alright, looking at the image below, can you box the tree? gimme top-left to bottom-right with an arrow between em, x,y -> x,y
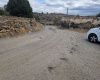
76,14 -> 80,18
6,0 -> 33,18
0,7 -> 3,10
41,12 -> 44,14
96,13 -> 100,17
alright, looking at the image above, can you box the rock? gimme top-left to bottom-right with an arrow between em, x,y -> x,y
39,37 -> 42,39
33,28 -> 38,32
0,29 -> 6,33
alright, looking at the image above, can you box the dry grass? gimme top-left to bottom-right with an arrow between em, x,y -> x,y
69,28 -> 89,33
0,26 -> 42,38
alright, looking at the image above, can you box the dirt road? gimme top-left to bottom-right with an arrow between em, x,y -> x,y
0,26 -> 100,80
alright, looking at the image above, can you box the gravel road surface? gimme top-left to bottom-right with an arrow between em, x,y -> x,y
0,26 -> 100,80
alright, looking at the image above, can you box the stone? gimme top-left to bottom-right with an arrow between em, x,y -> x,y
0,29 -> 6,33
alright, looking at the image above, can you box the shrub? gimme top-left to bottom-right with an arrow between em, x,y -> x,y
53,17 -> 61,26
6,0 -> 33,18
33,14 -> 40,21
0,9 -> 5,15
0,9 -> 9,16
60,21 -> 69,29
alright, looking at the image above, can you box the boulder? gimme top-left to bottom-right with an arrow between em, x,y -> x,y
0,29 -> 6,33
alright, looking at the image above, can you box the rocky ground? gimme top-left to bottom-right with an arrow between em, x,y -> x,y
0,26 -> 100,80
0,16 -> 42,38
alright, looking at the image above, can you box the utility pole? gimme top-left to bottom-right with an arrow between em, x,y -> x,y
67,7 -> 68,16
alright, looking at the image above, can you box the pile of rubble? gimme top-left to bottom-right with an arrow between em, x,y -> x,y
0,16 -> 42,38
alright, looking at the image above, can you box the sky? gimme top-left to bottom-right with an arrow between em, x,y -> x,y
0,0 -> 100,16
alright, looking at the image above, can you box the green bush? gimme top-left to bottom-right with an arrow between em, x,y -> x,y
33,14 -> 40,21
53,18 -> 61,26
6,0 -> 33,18
0,9 -> 9,16
0,9 -> 5,15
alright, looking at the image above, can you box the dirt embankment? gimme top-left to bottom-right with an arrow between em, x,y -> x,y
0,16 -> 42,38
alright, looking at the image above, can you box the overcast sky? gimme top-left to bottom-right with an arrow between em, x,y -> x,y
0,0 -> 100,16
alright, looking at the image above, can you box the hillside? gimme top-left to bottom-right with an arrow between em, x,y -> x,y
34,13 -> 100,29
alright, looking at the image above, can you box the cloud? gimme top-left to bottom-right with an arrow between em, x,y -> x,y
0,0 -> 8,7
0,0 -> 100,15
30,0 -> 100,15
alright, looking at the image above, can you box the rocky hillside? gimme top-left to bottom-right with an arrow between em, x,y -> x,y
0,16 -> 42,38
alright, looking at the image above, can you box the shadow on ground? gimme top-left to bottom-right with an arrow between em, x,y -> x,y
84,39 -> 100,45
